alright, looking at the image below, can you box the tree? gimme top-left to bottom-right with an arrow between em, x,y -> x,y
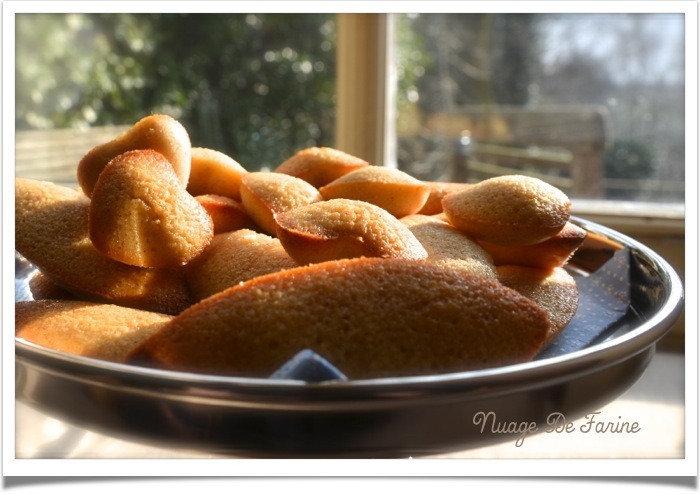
15,13 -> 337,169
394,14 -> 541,180
403,13 -> 540,114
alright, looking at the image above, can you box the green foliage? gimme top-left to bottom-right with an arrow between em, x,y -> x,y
402,13 -> 539,113
395,14 -> 432,119
603,139 -> 655,179
16,14 -> 152,129
602,139 -> 658,200
15,13 -> 337,169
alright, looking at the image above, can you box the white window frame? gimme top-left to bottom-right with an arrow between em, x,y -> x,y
335,13 -> 396,168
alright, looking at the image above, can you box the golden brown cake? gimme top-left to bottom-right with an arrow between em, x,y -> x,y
15,178 -> 192,315
275,198 -> 428,265
318,166 -> 430,218
77,114 -> 191,197
185,229 -> 298,301
478,222 -> 587,268
89,150 -> 214,269
239,172 -> 323,236
416,181 -> 472,215
195,194 -> 252,234
274,146 -> 369,188
128,257 -> 551,379
16,300 -> 173,363
442,175 -> 571,246
187,147 -> 248,201
401,214 -> 497,279
497,265 -> 579,347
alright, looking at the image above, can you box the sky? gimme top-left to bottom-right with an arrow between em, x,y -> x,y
541,13 -> 685,85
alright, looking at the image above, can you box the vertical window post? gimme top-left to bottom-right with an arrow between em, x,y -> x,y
335,13 -> 395,167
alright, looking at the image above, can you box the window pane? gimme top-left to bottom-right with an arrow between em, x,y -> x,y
15,13 -> 337,185
394,13 -> 685,202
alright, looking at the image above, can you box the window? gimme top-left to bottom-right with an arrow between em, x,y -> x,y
14,11 -> 686,206
391,13 -> 685,205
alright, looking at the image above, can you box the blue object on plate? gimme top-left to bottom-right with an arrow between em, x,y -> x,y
537,247 -> 632,359
270,349 -> 348,382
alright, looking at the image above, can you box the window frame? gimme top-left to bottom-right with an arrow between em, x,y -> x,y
335,13 -> 396,168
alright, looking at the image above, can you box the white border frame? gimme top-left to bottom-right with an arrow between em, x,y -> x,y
3,0 -> 697,482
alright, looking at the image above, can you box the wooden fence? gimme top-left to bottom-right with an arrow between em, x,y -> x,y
15,125 -> 130,187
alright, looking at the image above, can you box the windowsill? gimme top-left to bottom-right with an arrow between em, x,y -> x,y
572,198 -> 684,217
571,199 -> 685,235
